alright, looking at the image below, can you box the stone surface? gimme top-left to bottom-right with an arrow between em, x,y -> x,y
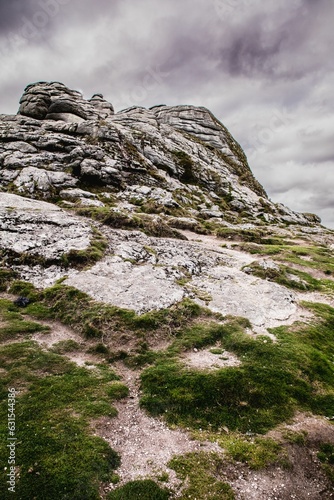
66,257 -> 186,313
0,193 -> 92,260
191,267 -> 296,328
62,228 -> 298,329
18,81 -> 114,121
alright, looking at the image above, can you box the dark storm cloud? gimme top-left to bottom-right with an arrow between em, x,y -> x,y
0,0 -> 36,33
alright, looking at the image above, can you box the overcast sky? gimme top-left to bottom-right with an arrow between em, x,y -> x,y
0,0 -> 333,227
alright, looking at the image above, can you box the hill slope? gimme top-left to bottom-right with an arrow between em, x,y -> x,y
0,82 -> 333,499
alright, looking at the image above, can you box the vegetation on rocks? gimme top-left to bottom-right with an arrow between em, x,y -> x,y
75,206 -> 186,239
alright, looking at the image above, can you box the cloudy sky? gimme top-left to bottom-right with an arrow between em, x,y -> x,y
0,0 -> 333,227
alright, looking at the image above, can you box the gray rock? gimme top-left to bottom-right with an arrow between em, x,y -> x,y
89,94 -> 114,117
14,167 -> 77,194
18,81 -> 114,122
0,193 -> 92,260
66,257 -> 185,313
59,188 -> 98,200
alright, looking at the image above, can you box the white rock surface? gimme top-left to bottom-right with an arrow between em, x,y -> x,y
0,193 -> 92,259
65,257 -> 185,313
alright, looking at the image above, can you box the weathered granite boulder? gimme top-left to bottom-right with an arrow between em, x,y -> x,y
18,81 -> 114,122
89,93 -> 114,117
0,193 -> 92,261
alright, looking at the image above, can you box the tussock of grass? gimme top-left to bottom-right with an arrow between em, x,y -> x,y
16,282 -> 211,357
318,443 -> 334,483
244,262 -> 323,291
192,429 -> 288,470
51,339 -> 81,354
168,452 -> 234,499
0,268 -> 17,291
0,298 -> 49,342
215,227 -> 284,245
108,479 -> 171,499
225,436 -> 288,469
75,206 -> 186,239
282,430 -> 308,446
241,243 -> 334,276
61,227 -> 108,268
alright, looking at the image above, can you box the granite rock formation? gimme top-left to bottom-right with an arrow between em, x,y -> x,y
1,82 -> 334,499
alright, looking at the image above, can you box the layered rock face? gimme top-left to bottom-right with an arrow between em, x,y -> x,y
0,81 -> 319,226
0,193 -> 91,261
18,81 -> 114,122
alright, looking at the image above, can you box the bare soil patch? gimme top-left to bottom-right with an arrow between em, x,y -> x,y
228,413 -> 334,499
31,320 -> 83,348
181,348 -> 241,370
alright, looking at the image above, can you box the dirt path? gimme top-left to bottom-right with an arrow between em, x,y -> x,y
92,362 -> 222,496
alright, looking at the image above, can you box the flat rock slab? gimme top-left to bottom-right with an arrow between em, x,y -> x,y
0,193 -> 91,259
65,256 -> 185,313
65,230 -> 297,328
191,267 -> 296,328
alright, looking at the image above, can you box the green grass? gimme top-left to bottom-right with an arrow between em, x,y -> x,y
168,452 -> 234,499
61,227 -> 108,268
317,443 -> 334,483
282,430 -> 308,446
224,436 -> 288,469
0,341 -> 123,499
215,227 -> 284,245
14,282 -> 213,359
108,479 -> 171,499
0,299 -> 125,499
243,262 -> 323,292
241,243 -> 334,276
50,339 -> 82,354
0,268 -> 18,292
74,206 -> 185,239
140,304 -> 334,434
192,429 -> 289,470
0,299 -> 50,342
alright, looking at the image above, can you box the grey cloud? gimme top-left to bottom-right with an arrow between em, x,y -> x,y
0,0 -> 36,33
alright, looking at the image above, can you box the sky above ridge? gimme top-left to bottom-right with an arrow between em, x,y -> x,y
0,0 -> 333,227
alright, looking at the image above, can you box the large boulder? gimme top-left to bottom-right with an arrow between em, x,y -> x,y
18,81 -> 114,122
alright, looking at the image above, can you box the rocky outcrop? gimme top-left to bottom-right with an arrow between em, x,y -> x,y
0,81 -> 322,228
2,81 -> 334,500
0,193 -> 92,261
18,81 -> 114,122
1,199 -> 299,331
